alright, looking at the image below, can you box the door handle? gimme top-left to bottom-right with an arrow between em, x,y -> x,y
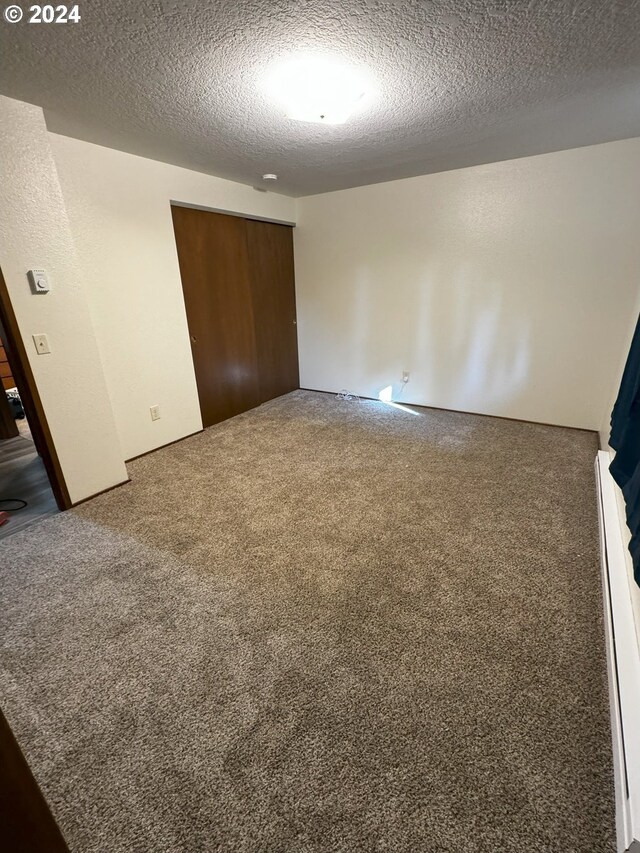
292,320 -> 296,325
190,335 -> 197,343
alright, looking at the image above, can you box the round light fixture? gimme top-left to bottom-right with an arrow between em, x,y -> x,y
262,173 -> 278,181
264,55 -> 373,125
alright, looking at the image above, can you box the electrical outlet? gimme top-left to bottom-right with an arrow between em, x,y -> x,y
150,405 -> 161,421
402,371 -> 410,383
33,334 -> 51,355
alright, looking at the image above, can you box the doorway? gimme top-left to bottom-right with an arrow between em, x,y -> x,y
0,267 -> 70,537
171,206 -> 299,428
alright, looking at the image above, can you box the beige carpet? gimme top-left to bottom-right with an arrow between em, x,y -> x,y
0,390 -> 614,852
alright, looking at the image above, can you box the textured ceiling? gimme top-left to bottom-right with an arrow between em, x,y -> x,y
1,0 -> 640,196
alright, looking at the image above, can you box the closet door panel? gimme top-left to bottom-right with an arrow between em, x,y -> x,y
171,206 -> 260,428
245,220 -> 299,403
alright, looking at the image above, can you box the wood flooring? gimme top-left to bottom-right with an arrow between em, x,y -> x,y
0,433 -> 57,539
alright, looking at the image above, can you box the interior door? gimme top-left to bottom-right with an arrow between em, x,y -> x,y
245,219 -> 299,402
171,206 -> 260,428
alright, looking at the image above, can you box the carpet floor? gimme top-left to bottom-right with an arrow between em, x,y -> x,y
0,390 -> 614,852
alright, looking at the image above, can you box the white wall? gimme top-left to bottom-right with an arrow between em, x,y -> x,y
50,134 -> 297,461
294,138 -> 640,430
0,97 -> 128,503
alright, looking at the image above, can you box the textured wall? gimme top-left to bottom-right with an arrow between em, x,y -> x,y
0,96 -> 127,502
51,133 -> 297,461
294,137 -> 640,430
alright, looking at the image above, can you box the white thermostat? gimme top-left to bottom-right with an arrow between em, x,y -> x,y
27,269 -> 50,294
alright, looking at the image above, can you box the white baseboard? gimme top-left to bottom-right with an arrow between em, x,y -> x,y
595,451 -> 640,853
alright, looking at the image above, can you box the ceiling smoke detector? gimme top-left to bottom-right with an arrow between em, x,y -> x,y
262,173 -> 278,181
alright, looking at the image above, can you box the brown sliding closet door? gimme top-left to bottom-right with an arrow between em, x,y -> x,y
171,207 -> 260,427
245,219 -> 299,401
171,205 -> 299,429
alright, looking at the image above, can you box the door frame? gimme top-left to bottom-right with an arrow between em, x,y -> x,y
170,199 -> 296,228
0,266 -> 71,510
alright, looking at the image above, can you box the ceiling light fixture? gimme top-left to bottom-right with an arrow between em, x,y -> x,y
264,55 -> 372,125
262,173 -> 278,181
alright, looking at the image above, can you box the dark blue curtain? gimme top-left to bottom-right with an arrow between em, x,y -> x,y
610,313 -> 640,587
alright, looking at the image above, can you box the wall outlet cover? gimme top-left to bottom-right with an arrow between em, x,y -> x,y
32,333 -> 51,354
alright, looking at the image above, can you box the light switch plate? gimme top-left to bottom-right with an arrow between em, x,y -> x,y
27,269 -> 50,294
33,334 -> 51,355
